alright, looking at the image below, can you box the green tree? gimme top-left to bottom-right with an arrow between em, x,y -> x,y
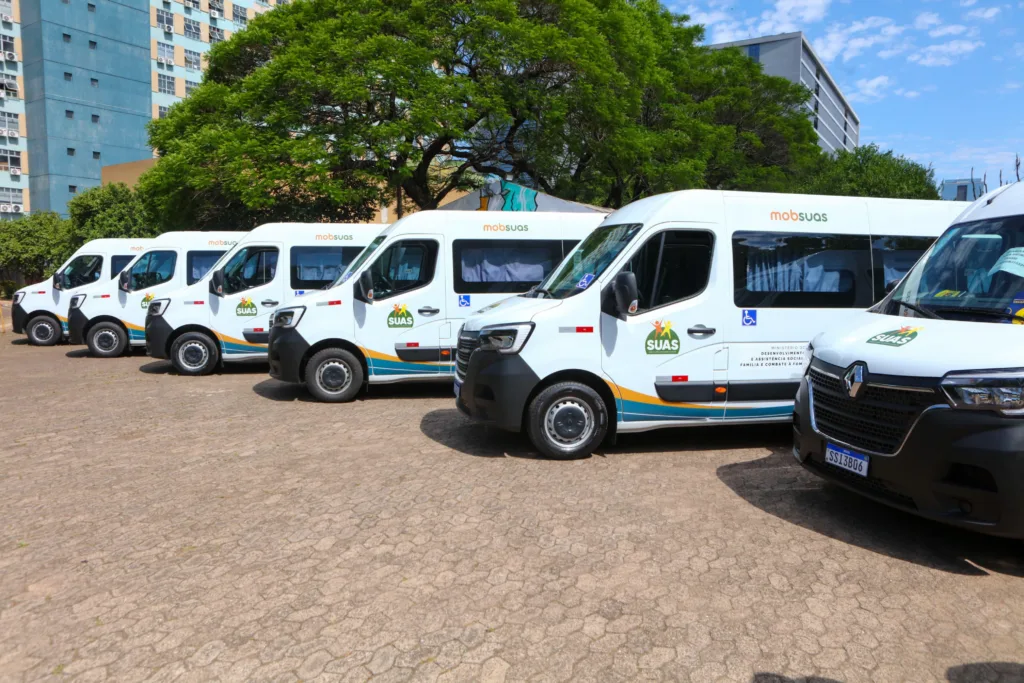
0,212 -> 71,282
800,144 -> 940,200
139,0 -> 822,228
66,182 -> 157,244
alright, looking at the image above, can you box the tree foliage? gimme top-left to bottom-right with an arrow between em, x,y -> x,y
800,144 -> 940,200
140,0 -> 822,228
66,183 -> 156,243
0,212 -> 71,282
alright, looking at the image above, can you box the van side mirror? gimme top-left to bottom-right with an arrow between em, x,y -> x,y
355,270 -> 374,303
209,269 -> 225,296
52,272 -> 62,290
612,271 -> 638,321
885,279 -> 899,295
118,270 -> 130,292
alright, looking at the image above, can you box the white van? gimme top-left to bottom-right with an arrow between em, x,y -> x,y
794,182 -> 1024,538
67,232 -> 242,357
145,223 -> 374,375
266,211 -> 605,401
11,238 -> 154,346
454,189 -> 966,459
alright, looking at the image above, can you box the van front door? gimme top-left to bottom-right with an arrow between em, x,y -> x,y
600,227 -> 729,426
355,236 -> 450,380
210,243 -> 283,359
122,249 -> 179,343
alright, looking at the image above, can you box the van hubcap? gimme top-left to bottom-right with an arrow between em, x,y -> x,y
33,321 -> 56,342
317,360 -> 352,394
95,329 -> 118,352
179,341 -> 209,370
545,398 -> 594,446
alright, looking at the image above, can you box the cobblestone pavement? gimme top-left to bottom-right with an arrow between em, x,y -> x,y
2,340 -> 1023,683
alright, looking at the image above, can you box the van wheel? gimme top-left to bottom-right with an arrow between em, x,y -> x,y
87,322 -> 127,358
527,382 -> 608,460
26,316 -> 61,346
170,332 -> 219,376
306,348 -> 364,403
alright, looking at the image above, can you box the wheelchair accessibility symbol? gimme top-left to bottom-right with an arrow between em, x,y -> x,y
742,309 -> 757,326
458,295 -> 471,308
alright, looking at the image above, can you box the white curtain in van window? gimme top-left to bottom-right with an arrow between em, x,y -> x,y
297,252 -> 344,283
745,250 -> 854,292
461,247 -> 554,283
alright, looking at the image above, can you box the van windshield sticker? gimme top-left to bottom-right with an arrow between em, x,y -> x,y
866,326 -> 922,347
988,247 -> 1024,279
576,273 -> 595,289
645,320 -> 680,355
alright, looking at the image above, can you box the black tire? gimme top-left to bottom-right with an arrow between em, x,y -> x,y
170,331 -> 219,376
305,348 -> 364,403
26,315 -> 61,346
86,322 -> 128,358
526,381 -> 609,460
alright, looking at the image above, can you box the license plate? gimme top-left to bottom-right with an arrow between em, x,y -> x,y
454,379 -> 462,400
825,443 -> 869,477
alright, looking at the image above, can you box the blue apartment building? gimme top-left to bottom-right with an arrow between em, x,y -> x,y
9,0 -> 280,218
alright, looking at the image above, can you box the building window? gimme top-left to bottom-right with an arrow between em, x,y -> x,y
157,41 -> 174,63
90,78 -> 98,87
158,105 -> 169,119
184,48 -> 202,70
184,17 -> 201,40
1,35 -> 14,52
158,73 -> 175,94
93,151 -> 100,160
184,0 -> 200,8
0,111 -> 18,129
956,185 -> 968,202
0,187 -> 23,203
63,33 -> 71,43
88,3 -> 95,11
0,148 -> 21,171
209,0 -> 224,12
91,114 -> 99,123
69,185 -> 77,194
64,72 -> 73,81
209,27 -> 225,44
747,44 -> 760,62
185,79 -> 199,95
156,9 -> 174,32
233,5 -> 247,26
65,110 -> 74,119
89,40 -> 97,50
67,148 -> 75,156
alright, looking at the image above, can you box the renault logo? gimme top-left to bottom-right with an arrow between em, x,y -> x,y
843,363 -> 866,399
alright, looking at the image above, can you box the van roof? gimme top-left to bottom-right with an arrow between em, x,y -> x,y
152,231 -> 245,244
241,223 -> 373,239
385,210 -> 605,233
953,182 -> 1024,224
78,238 -> 155,251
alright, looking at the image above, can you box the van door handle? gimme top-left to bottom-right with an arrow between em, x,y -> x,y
687,326 -> 716,336
418,307 -> 440,316
261,300 -> 279,307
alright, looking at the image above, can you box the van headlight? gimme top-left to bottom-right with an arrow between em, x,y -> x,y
12,291 -> 24,305
148,298 -> 171,316
273,306 -> 305,329
69,293 -> 87,310
479,322 -> 534,354
941,372 -> 1024,415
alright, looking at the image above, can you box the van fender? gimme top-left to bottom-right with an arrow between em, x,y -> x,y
524,369 -> 620,438
165,324 -> 219,359
300,338 -> 367,384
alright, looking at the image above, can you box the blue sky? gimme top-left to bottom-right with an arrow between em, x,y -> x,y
669,0 -> 1024,187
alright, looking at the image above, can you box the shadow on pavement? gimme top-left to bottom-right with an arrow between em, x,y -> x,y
8,337 -> 29,345
947,663 -> 1024,682
140,360 -> 270,376
65,348 -> 91,358
717,449 -> 1024,577
253,378 -> 456,403
252,379 -> 316,403
751,676 -> 842,683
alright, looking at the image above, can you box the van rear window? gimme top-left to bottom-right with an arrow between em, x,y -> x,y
290,246 -> 363,290
111,255 -> 135,278
187,250 -> 227,285
732,231 -> 873,308
453,239 -> 567,294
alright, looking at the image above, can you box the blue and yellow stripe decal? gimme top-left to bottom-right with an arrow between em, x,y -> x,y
360,346 -> 455,377
214,331 -> 268,355
122,320 -> 146,342
57,314 -> 69,333
606,381 -> 791,423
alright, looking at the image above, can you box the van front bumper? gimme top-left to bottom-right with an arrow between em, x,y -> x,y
145,315 -> 173,359
456,351 -> 540,433
11,302 -> 27,334
793,376 -> 1024,538
68,307 -> 88,344
268,326 -> 309,383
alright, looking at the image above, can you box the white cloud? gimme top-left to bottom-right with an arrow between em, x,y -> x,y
894,88 -> 921,98
965,6 -> 1000,19
960,0 -> 978,5
913,12 -> 942,29
929,24 -> 969,37
846,75 -> 892,102
687,0 -> 833,45
908,39 -> 984,66
1002,82 -> 1023,92
1015,43 -> 1024,58
813,16 -> 907,62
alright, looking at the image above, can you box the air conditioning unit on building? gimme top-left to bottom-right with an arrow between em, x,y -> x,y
12,204 -> 23,212
7,80 -> 17,90
0,90 -> 7,99
0,205 -> 11,213
1,14 -> 12,23
157,56 -> 169,65
0,129 -> 8,137
8,129 -> 18,139
10,168 -> 20,176
4,52 -> 17,62
210,10 -> 221,19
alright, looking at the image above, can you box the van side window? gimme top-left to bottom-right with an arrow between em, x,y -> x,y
290,246 -> 363,290
732,231 -> 872,308
187,250 -> 226,285
222,246 -> 279,295
128,250 -> 177,290
61,255 -> 104,288
369,239 -> 439,299
111,255 -> 135,278
620,231 -> 714,314
453,239 -> 565,294
871,235 -> 934,301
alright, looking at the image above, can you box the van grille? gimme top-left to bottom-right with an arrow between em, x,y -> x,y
456,331 -> 480,380
809,365 -> 941,455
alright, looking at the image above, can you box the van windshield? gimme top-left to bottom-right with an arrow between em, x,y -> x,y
884,215 -> 1024,324
331,235 -> 385,287
530,223 -> 643,299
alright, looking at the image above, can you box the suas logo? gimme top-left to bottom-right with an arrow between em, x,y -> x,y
645,320 -> 680,355
236,296 -> 258,317
483,223 -> 529,232
316,234 -> 354,241
867,325 -> 922,347
769,210 -> 828,223
140,293 -> 154,310
387,303 -> 414,328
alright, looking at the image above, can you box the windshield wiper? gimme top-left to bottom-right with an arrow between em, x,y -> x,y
533,288 -> 554,299
891,299 -> 944,320
931,306 -> 1018,321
